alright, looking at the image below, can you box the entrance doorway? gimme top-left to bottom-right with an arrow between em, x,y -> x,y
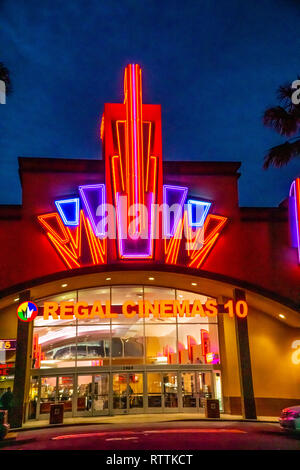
76,374 -> 109,416
38,375 -> 74,419
29,368 -> 219,419
112,373 -> 144,414
147,372 -> 179,412
181,371 -> 213,411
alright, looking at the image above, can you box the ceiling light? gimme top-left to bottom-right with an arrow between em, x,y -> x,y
14,298 -> 19,302
191,282 -> 197,286
279,314 -> 286,319
61,283 -> 68,288
148,277 -> 155,281
106,277 -> 111,281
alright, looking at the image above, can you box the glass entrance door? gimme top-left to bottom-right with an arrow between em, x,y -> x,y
76,375 -> 93,415
39,376 -> 57,418
57,375 -> 74,416
93,374 -> 109,415
76,374 -> 109,416
147,372 -> 179,412
37,375 -> 74,419
181,371 -> 213,412
112,373 -> 144,414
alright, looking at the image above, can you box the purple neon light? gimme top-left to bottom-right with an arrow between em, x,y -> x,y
289,179 -> 300,263
163,185 -> 188,237
78,184 -> 106,237
116,192 -> 154,258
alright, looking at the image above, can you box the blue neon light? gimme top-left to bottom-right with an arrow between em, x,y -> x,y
187,199 -> 211,227
55,198 -> 80,226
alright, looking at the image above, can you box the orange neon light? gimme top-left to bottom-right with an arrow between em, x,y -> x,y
38,209 -> 107,268
38,213 -> 70,245
47,232 -> 80,269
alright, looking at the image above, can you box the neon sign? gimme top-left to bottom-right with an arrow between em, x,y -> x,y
38,64 -> 228,269
0,340 -> 16,351
41,299 -> 248,320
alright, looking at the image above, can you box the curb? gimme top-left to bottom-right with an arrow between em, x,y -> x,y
11,417 -> 279,433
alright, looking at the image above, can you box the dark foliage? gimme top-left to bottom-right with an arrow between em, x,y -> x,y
0,62 -> 12,94
263,78 -> 300,168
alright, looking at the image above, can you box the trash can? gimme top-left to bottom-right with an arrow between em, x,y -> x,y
204,399 -> 220,418
0,410 -> 9,440
49,403 -> 64,425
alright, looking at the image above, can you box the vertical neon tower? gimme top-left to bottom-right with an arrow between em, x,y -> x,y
103,64 -> 163,259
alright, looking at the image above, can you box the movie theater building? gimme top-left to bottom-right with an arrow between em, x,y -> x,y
0,65 -> 300,428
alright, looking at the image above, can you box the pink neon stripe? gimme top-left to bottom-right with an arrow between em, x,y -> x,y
132,64 -> 139,235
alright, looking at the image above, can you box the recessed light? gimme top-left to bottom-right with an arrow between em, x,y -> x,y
61,283 -> 68,288
148,277 -> 155,281
191,282 -> 197,286
279,314 -> 286,319
106,277 -> 111,281
14,298 -> 19,302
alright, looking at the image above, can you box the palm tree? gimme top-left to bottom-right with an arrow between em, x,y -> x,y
263,78 -> 300,168
0,62 -> 12,94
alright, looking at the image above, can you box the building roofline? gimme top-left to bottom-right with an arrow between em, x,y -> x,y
163,160 -> 241,176
18,156 -> 241,177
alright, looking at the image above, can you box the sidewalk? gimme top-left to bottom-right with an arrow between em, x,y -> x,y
13,412 -> 279,432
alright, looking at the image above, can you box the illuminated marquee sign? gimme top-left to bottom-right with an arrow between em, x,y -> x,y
0,340 -> 16,351
38,64 -> 228,269
41,299 -> 248,320
0,363 -> 14,376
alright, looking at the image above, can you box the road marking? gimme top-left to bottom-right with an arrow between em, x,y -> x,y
52,428 -> 246,440
143,429 -> 246,434
105,437 -> 139,441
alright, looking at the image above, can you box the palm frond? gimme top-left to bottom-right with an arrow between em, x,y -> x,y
277,83 -> 294,104
263,138 -> 300,169
263,106 -> 299,137
0,62 -> 12,94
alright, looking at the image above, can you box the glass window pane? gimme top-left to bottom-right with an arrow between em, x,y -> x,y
33,327 -> 76,369
77,287 -> 110,324
77,375 -> 93,412
111,286 -> 143,323
178,324 -> 219,365
111,324 -> 144,365
28,376 -> 39,419
76,325 -> 110,367
176,290 -> 217,323
57,376 -> 73,412
129,373 -> 143,408
35,292 -> 77,326
94,374 -> 109,411
40,376 -> 56,414
144,287 -> 176,323
163,372 -> 178,408
147,372 -> 162,408
113,373 -> 127,409
181,372 -> 197,408
145,324 -> 177,364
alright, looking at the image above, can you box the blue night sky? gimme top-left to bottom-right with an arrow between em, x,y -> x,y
0,0 -> 299,206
